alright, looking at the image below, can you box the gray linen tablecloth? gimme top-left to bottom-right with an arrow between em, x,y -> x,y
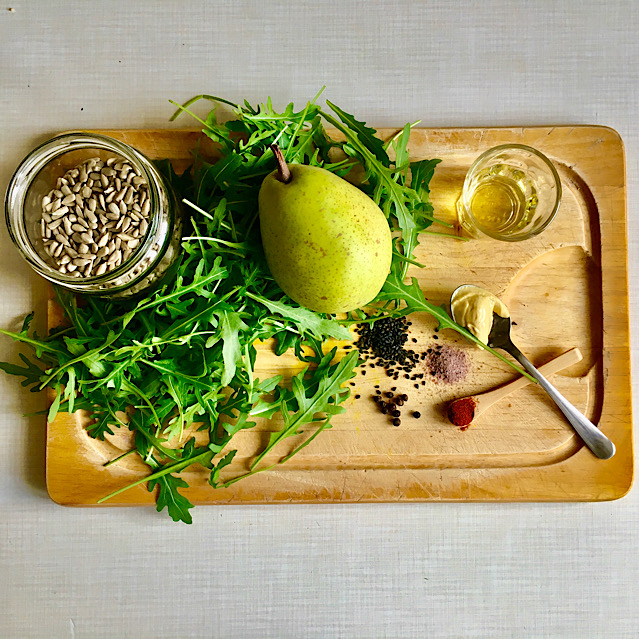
1,1 -> 637,637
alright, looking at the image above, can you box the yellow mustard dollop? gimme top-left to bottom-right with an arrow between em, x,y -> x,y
450,285 -> 510,345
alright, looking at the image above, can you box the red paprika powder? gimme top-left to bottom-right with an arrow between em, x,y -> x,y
447,396 -> 476,428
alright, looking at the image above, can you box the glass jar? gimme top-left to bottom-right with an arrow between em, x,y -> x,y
4,132 -> 183,297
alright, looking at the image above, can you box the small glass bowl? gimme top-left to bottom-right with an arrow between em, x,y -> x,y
5,132 -> 183,297
456,144 -> 562,241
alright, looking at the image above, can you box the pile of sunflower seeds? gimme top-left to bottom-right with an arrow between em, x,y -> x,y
40,156 -> 151,278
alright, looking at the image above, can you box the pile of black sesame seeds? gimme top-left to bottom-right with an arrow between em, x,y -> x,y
354,316 -> 428,383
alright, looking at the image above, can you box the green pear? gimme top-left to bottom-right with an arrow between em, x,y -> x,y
258,146 -> 392,313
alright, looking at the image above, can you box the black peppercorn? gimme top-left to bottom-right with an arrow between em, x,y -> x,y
392,418 -> 401,426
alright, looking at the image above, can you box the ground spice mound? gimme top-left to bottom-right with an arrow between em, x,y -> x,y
447,396 -> 476,428
425,344 -> 469,384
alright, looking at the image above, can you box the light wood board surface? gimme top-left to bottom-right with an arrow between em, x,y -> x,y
45,126 -> 632,506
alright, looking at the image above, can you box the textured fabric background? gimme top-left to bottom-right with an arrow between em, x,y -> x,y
1,1 -> 637,637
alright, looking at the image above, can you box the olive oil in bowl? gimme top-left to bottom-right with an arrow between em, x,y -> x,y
457,145 -> 561,241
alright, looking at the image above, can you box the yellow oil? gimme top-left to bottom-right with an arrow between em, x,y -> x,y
469,175 -> 532,235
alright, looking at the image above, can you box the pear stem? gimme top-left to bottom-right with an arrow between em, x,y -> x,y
270,144 -> 292,184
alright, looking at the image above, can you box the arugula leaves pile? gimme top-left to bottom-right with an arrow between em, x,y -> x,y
0,91 -> 514,523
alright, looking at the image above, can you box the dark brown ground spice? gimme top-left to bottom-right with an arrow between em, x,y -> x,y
424,344 -> 469,384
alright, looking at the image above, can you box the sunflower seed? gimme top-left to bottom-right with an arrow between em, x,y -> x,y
107,250 -> 121,265
51,207 -> 69,220
94,262 -> 108,276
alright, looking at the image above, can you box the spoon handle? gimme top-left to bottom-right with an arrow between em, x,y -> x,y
505,344 -> 616,460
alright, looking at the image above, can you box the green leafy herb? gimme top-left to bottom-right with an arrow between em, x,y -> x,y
0,91 -> 518,523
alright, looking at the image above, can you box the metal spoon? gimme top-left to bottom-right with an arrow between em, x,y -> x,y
487,312 -> 615,459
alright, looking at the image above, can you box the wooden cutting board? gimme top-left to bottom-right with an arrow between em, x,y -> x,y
45,125 -> 632,506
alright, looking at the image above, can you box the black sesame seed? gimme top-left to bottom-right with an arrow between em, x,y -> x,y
414,383 -> 419,388
355,394 -> 360,399
361,370 -> 366,375
404,374 -> 410,379
391,387 -> 397,391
